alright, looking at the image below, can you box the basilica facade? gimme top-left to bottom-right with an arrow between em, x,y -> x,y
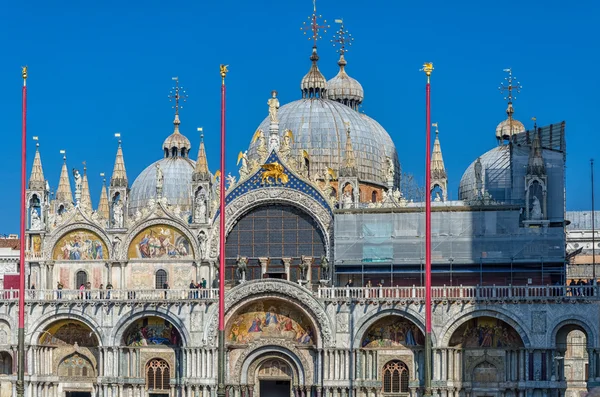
0,16 -> 594,397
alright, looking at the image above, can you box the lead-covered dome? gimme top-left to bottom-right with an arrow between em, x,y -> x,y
129,114 -> 196,215
458,146 -> 511,202
249,98 -> 399,187
129,157 -> 195,215
326,55 -> 364,110
249,46 -> 399,188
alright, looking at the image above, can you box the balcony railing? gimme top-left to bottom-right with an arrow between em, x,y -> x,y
0,289 -> 219,302
316,285 -> 597,302
0,285 -> 596,303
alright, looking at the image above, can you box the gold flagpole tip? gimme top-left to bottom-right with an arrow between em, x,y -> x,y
21,66 -> 28,80
220,64 -> 229,84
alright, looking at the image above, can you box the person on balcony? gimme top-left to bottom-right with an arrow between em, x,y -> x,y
56,281 -> 63,299
99,284 -> 105,299
189,280 -> 197,299
345,279 -> 353,287
106,282 -> 113,299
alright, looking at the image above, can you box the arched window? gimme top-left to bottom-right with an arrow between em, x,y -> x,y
0,352 -> 12,375
57,353 -> 94,378
181,148 -> 187,158
58,204 -> 65,215
147,358 -> 170,390
155,270 -> 168,289
171,147 -> 177,157
382,360 -> 409,394
76,271 -> 87,289
371,191 -> 378,203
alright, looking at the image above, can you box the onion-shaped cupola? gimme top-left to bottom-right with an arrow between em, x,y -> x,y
326,20 -> 364,110
163,77 -> 191,158
496,68 -> 525,144
301,46 -> 328,98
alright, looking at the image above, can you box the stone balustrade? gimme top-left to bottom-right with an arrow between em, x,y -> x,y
0,284 -> 596,303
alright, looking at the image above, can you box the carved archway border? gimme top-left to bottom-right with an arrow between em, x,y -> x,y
464,354 -> 504,383
204,280 -> 334,348
234,340 -> 312,385
439,308 -> 531,348
246,352 -> 298,386
548,315 -> 596,348
208,187 -> 333,261
53,346 -> 99,376
119,217 -> 200,261
44,221 -> 113,261
351,307 -> 431,349
27,311 -> 104,347
110,307 -> 191,347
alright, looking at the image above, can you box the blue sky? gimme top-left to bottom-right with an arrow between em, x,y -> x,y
0,0 -> 598,232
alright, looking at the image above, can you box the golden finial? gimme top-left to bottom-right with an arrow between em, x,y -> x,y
432,122 -> 439,134
21,66 -> 28,86
421,62 -> 434,82
169,77 -> 188,115
301,0 -> 329,45
331,19 -> 353,58
220,65 -> 229,85
498,68 -> 522,103
197,127 -> 204,140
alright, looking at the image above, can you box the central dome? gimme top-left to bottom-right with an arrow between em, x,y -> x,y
248,46 -> 399,188
248,98 -> 399,187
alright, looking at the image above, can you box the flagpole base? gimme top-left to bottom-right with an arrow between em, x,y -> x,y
423,332 -> 432,397
217,329 -> 226,397
17,327 -> 25,397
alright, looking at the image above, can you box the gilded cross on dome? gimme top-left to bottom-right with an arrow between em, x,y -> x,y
331,19 -> 353,57
301,0 -> 329,45
168,76 -> 188,115
498,68 -> 522,104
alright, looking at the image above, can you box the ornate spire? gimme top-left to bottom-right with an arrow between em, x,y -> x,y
28,137 -> 46,190
340,122 -> 357,177
430,123 -> 447,180
110,133 -> 128,188
430,123 -> 448,202
80,162 -> 92,211
496,68 -> 525,143
56,150 -> 73,204
327,19 -> 363,110
98,173 -> 110,220
164,77 -> 191,157
300,1 -> 329,99
527,130 -> 546,176
193,127 -> 211,181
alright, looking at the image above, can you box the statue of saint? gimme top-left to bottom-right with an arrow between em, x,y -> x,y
342,191 -> 353,209
30,207 -> 43,230
268,90 -> 280,123
474,157 -> 483,190
195,194 -> 207,223
434,191 -> 442,202
155,164 -> 164,190
386,157 -> 395,180
73,169 -> 82,196
255,130 -> 267,161
238,151 -> 249,178
531,196 -> 542,220
112,200 -> 123,228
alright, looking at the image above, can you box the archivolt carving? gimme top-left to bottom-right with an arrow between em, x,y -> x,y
439,308 -> 531,348
208,187 -> 333,261
44,221 -> 113,262
464,354 -> 504,382
119,217 -> 200,261
233,339 -> 313,385
246,353 -> 298,385
205,280 -> 334,348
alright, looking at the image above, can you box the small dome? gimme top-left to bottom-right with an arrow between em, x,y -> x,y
495,103 -> 525,142
129,157 -> 196,216
326,55 -> 364,110
163,115 -> 191,157
459,146 -> 511,202
301,47 -> 327,98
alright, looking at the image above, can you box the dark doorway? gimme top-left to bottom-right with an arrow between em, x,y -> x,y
260,380 -> 290,397
149,394 -> 170,397
66,392 -> 92,397
264,273 -> 286,280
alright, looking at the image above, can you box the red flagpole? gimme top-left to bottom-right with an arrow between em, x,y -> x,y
17,67 -> 28,397
423,62 -> 433,397
217,64 -> 228,397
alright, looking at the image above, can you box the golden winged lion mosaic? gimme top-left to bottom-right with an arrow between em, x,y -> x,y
261,162 -> 288,185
